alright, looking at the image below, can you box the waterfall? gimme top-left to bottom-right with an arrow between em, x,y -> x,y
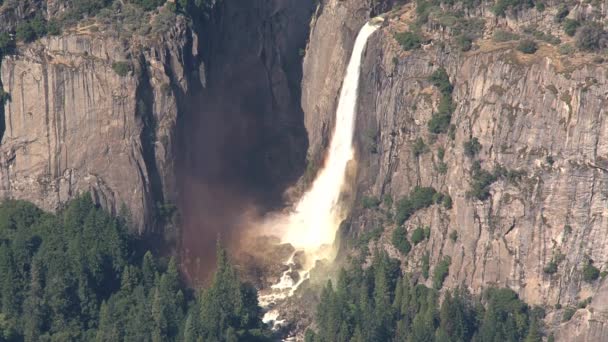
259,22 -> 381,322
277,21 -> 381,254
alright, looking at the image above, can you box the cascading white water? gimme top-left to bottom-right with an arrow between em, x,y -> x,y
258,22 -> 381,325
267,21 -> 381,256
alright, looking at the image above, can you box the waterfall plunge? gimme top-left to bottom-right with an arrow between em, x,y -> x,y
261,19 -> 381,274
259,20 -> 381,328
280,22 -> 381,253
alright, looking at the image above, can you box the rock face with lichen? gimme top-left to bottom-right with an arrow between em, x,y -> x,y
301,1 -> 608,340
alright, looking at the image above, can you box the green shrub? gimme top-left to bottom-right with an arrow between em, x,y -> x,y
468,161 -> 497,200
112,61 -> 131,77
564,225 -> 572,235
429,67 -> 453,95
413,137 -> 428,157
395,187 -> 437,225
492,0 -> 535,17
543,261 -> 557,274
558,43 -> 575,55
535,2 -> 545,11
449,230 -> 458,242
563,19 -> 580,37
411,226 -> 426,245
577,297 -> 592,309
356,226 -> 384,250
362,196 -> 381,209
428,113 -> 452,134
423,226 -> 431,239
583,262 -> 600,282
443,194 -> 453,209
575,22 -> 608,52
422,252 -> 430,279
493,30 -> 519,42
0,32 -> 14,55
433,256 -> 451,289
394,31 -> 422,50
463,137 -> 482,157
554,4 -> 569,23
437,147 -> 445,160
383,194 -> 393,208
456,34 -> 473,52
562,307 -> 576,322
410,187 -> 437,209
133,0 -> 166,11
392,226 -> 412,255
15,22 -> 36,42
437,162 -> 448,174
517,39 -> 538,54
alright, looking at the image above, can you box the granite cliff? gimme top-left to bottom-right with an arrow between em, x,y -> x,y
2,0 -> 608,340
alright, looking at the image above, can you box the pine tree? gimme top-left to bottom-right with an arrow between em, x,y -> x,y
142,251 -> 157,293
23,258 -> 45,342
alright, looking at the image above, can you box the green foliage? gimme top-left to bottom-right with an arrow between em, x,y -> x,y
468,161 -> 498,200
583,262 -> 600,282
478,288 -> 532,341
413,137 -> 428,157
132,0 -> 166,11
563,19 -> 580,37
492,0 -> 536,17
562,307 -> 575,322
464,137 -> 482,157
0,32 -> 14,56
493,30 -> 520,42
575,22 -> 608,52
517,39 -> 538,54
433,256 -> 451,289
392,226 -> 411,255
394,31 -> 422,50
411,227 -> 426,245
429,67 -> 453,95
456,34 -> 473,52
0,197 -> 269,341
522,25 -> 560,45
428,67 -> 454,134
362,196 -> 381,209
437,147 -> 445,161
310,253 -> 538,342
15,22 -> 37,42
449,230 -> 458,242
421,253 -> 430,279
112,61 -> 131,77
554,4 -> 569,23
423,226 -> 431,239
356,226 -> 384,250
443,194 -> 453,209
383,194 -> 393,208
395,187 -> 437,225
543,261 -> 557,274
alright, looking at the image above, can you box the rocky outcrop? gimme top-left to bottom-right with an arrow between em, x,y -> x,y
0,15 -> 198,233
332,4 -> 608,341
284,0 -> 608,339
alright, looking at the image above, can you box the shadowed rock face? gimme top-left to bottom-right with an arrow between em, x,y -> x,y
174,0 -> 315,282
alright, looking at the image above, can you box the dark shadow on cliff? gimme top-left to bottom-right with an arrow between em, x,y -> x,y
174,0 -> 315,284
